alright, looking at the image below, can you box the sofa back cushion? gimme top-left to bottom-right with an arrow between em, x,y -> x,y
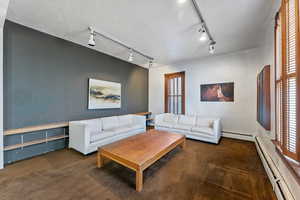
163,114 -> 178,124
80,119 -> 102,132
102,116 -> 119,130
178,115 -> 196,126
88,119 -> 102,132
118,115 -> 133,127
196,117 -> 214,128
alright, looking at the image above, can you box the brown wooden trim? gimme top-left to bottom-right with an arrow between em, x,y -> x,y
275,15 -> 279,143
4,122 -> 69,136
164,71 -> 185,114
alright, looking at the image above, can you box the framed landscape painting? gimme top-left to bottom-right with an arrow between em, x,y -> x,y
88,79 -> 121,109
201,82 -> 234,102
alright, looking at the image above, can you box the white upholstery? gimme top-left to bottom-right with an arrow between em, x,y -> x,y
155,113 -> 222,144
178,115 -> 196,126
156,121 -> 174,128
173,124 -> 193,131
163,113 -> 178,123
90,131 -> 116,142
102,116 -> 119,130
191,127 -> 214,135
118,115 -> 133,127
195,118 -> 214,128
69,114 -> 146,155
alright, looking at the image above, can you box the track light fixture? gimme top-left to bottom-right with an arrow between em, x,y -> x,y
199,29 -> 208,42
198,23 -> 208,42
87,26 -> 153,66
149,59 -> 154,68
209,42 -> 216,54
128,49 -> 134,62
88,28 -> 96,47
191,0 -> 216,54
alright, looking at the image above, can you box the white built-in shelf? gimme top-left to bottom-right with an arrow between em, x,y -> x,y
4,135 -> 69,151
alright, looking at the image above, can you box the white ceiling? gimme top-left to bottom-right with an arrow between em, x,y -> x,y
6,0 -> 277,68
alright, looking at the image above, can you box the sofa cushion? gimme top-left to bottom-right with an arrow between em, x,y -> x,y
90,131 -> 116,143
118,115 -> 133,127
191,127 -> 214,135
178,115 -> 196,126
84,119 -> 102,132
174,124 -> 193,131
131,124 -> 144,130
156,121 -> 175,128
102,116 -> 119,130
111,126 -> 135,134
195,118 -> 214,128
163,114 -> 178,123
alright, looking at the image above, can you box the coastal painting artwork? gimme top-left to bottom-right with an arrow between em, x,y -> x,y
88,79 -> 121,109
201,82 -> 234,102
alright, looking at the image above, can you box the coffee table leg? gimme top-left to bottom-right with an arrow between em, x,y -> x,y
136,169 -> 143,192
97,151 -> 104,168
180,138 -> 186,149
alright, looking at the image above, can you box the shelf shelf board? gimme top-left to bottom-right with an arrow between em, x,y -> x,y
4,135 -> 69,151
4,122 -> 69,136
135,112 -> 151,116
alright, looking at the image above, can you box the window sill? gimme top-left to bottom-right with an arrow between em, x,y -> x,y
272,140 -> 300,185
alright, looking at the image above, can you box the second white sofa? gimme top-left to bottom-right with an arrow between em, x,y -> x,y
69,114 -> 146,155
155,113 -> 222,144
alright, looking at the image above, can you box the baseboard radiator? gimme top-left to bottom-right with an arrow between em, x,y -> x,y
254,136 -> 295,200
222,131 -> 254,141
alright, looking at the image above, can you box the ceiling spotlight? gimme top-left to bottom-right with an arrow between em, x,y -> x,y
209,42 -> 216,54
198,23 -> 208,42
88,28 -> 96,47
177,0 -> 187,4
128,49 -> 134,62
149,60 -> 154,68
199,29 -> 208,42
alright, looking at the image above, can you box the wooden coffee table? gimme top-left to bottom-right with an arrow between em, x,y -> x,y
97,129 -> 186,191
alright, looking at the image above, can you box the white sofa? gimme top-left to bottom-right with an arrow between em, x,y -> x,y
155,113 -> 222,144
69,114 -> 146,155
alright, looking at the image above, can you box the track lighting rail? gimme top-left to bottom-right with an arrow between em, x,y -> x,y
88,27 -> 154,61
191,0 -> 216,44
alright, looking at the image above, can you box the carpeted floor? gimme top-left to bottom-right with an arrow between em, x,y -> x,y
0,138 -> 276,200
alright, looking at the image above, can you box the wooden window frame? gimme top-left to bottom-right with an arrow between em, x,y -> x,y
275,0 -> 300,165
164,72 -> 185,114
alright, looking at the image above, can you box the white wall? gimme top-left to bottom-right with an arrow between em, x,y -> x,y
149,48 -> 265,135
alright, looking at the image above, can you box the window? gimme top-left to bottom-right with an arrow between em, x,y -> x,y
275,0 -> 300,162
164,72 -> 185,114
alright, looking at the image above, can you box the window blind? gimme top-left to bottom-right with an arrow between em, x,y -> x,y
275,0 -> 299,161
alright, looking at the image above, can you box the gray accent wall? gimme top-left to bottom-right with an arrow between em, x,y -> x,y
3,20 -> 148,130
3,21 -> 148,164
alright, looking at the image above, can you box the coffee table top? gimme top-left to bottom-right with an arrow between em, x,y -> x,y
99,130 -> 185,169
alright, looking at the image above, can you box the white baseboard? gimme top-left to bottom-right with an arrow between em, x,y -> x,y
254,136 -> 295,200
222,131 -> 254,142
